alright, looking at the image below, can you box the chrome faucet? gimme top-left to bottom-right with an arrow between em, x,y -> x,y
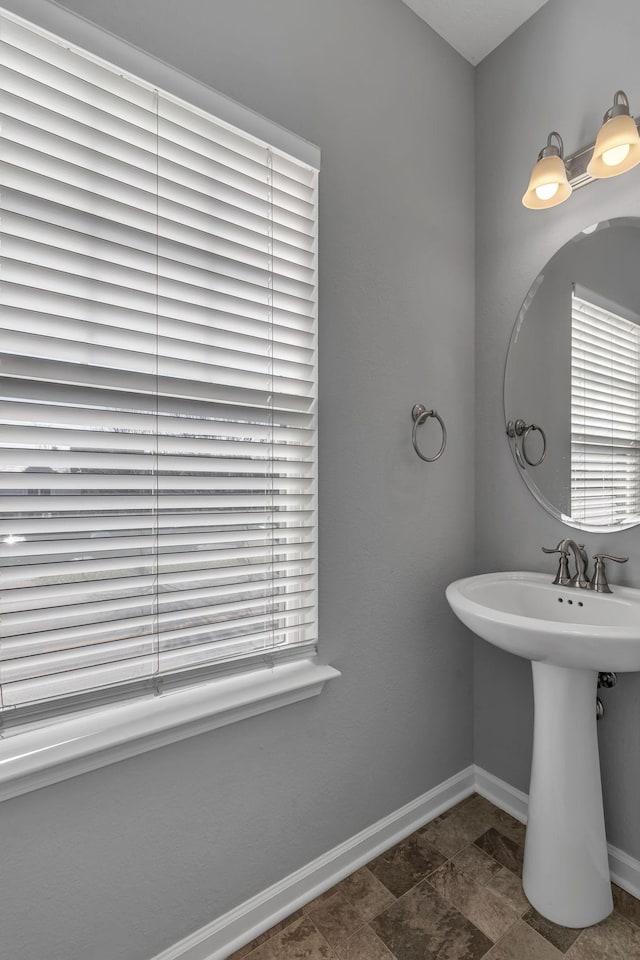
542,539 -> 589,587
562,539 -> 590,588
543,541 -> 628,592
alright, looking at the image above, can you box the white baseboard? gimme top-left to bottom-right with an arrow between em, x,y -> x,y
608,843 -> 640,900
473,764 -> 640,901
474,765 -> 528,823
151,764 -> 476,960
152,763 -> 640,960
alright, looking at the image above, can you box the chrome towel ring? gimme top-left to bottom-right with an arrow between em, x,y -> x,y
411,403 -> 447,462
506,418 -> 547,466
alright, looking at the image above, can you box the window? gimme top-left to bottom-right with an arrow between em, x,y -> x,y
0,7 -> 319,728
570,288 -> 640,526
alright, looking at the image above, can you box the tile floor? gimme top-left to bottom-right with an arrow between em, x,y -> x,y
228,794 -> 640,959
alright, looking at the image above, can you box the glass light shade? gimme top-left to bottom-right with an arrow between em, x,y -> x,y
587,113 -> 640,178
522,154 -> 572,209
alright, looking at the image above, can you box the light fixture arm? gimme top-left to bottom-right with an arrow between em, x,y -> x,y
539,131 -> 564,161
604,90 -> 631,123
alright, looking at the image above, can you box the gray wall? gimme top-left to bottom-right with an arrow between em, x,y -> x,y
0,3 -> 476,959
475,0 -> 640,859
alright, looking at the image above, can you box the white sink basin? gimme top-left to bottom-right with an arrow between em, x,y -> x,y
446,569 -> 640,930
446,571 -> 640,671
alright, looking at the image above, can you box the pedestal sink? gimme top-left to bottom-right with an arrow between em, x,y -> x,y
446,571 -> 640,929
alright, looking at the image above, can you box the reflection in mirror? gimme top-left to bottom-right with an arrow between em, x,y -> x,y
504,218 -> 640,532
570,286 -> 640,526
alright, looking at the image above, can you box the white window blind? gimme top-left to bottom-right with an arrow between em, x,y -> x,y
0,11 -> 318,721
571,289 -> 640,526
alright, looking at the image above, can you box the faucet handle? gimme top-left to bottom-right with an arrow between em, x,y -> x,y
542,545 -> 572,585
590,554 -> 628,594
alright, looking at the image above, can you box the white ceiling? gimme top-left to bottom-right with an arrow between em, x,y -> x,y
401,0 -> 550,65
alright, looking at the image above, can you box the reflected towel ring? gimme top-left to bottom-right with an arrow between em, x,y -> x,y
411,403 -> 447,462
522,423 -> 547,466
506,418 -> 547,467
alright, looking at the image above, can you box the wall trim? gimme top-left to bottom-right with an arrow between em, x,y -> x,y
151,763 -> 640,960
473,765 -> 529,823
608,843 -> 640,900
151,765 -> 476,960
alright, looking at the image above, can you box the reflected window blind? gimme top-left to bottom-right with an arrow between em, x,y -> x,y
571,291 -> 640,525
0,12 -> 318,719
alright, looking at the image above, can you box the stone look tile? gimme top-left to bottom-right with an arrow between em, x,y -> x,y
523,906 -> 581,952
334,925 -> 396,960
489,809 -> 527,847
416,831 -> 453,869
566,911 -> 640,959
421,794 -> 500,858
335,867 -> 396,921
422,796 -> 474,833
303,889 -> 339,913
368,834 -> 446,898
306,892 -> 364,948
227,911 -> 305,958
439,795 -> 476,820
457,799 -> 526,846
241,915 -> 339,960
452,843 -> 504,884
428,860 -> 520,941
612,883 -> 640,928
371,878 -> 492,960
484,919 -> 564,959
475,828 -> 525,876
485,867 -> 530,916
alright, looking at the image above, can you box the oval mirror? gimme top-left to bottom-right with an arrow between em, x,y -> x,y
504,217 -> 640,532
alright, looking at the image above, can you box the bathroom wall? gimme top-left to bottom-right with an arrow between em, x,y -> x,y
0,3 -> 475,959
475,0 -> 640,859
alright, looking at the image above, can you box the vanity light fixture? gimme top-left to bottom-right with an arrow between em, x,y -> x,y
587,90 -> 640,178
522,90 -> 640,210
522,132 -> 572,209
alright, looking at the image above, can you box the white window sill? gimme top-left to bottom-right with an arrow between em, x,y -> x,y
0,658 -> 340,802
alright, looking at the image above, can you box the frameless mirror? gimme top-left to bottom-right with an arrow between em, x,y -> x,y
504,217 -> 640,532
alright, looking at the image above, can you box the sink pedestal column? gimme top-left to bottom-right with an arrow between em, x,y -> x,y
523,662 -> 612,928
